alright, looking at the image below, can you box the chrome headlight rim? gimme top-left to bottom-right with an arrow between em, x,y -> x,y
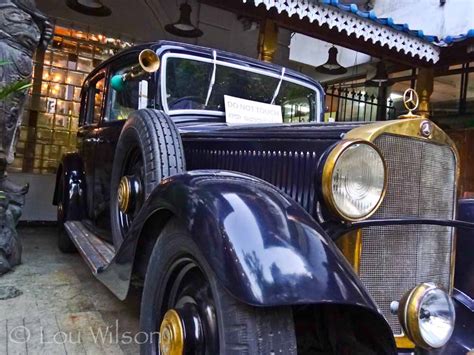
321,139 -> 387,222
399,282 -> 455,349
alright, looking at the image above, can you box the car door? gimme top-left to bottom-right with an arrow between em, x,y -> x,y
92,54 -> 157,230
77,70 -> 106,221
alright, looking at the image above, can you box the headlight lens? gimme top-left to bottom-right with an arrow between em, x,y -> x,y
322,140 -> 386,221
399,283 -> 455,349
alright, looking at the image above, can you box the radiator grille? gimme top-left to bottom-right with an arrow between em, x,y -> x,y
360,134 -> 456,335
185,148 -> 319,214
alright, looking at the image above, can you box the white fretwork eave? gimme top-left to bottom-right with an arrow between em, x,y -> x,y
243,0 -> 440,63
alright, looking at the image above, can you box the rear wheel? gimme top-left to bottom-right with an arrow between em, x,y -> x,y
57,175 -> 76,253
110,109 -> 185,248
140,218 -> 297,354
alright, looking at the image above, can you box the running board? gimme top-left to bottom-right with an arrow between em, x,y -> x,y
64,221 -> 115,273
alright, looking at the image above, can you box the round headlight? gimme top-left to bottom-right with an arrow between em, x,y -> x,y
322,140 -> 386,221
399,283 -> 455,349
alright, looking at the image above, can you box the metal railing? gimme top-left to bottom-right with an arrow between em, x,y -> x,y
325,87 -> 396,122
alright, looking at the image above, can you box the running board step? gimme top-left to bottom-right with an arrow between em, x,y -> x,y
64,221 -> 115,273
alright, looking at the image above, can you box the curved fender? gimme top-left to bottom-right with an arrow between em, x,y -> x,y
117,170 -> 378,311
455,199 -> 474,302
53,152 -> 86,220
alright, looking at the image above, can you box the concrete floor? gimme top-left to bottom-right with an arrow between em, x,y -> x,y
0,226 -> 141,355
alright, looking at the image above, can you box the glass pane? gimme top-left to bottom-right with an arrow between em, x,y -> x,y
50,83 -> 67,99
52,52 -> 68,67
107,65 -> 142,121
77,57 -> 94,72
431,74 -> 461,117
73,87 -> 82,102
275,81 -> 315,123
37,113 -> 54,128
165,56 -> 318,121
61,39 -> 78,54
390,81 -> 412,117
66,72 -> 84,86
79,44 -> 94,57
44,51 -> 52,66
50,68 -> 66,83
93,77 -> 105,123
56,99 -> 74,116
467,71 -> 474,114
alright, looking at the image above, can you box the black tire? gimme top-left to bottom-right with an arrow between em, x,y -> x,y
110,109 -> 185,248
140,218 -> 297,355
57,175 -> 76,253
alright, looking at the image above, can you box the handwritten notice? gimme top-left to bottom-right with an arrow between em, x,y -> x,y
224,95 -> 282,124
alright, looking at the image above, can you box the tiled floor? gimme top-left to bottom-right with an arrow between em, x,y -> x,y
0,226 -> 141,354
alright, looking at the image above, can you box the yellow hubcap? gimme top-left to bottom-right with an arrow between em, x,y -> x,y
117,176 -> 131,213
159,309 -> 184,355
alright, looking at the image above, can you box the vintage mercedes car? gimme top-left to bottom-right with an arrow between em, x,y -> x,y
53,41 -> 474,354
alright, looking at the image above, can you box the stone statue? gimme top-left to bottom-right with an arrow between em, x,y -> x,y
0,0 -> 52,274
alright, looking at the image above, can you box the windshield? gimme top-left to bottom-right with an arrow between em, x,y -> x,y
163,55 -> 319,122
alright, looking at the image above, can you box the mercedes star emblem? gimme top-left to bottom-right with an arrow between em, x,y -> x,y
403,88 -> 419,112
420,120 -> 432,138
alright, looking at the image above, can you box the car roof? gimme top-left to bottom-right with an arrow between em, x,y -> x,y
84,40 -> 324,94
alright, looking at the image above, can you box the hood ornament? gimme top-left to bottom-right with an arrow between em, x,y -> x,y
398,88 -> 422,119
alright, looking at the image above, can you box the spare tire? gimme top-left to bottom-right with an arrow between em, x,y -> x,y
110,109 -> 185,248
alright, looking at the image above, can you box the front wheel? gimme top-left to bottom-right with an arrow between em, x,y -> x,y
140,218 -> 297,354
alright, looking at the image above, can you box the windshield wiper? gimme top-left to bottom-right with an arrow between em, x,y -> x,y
271,67 -> 286,104
204,50 -> 217,107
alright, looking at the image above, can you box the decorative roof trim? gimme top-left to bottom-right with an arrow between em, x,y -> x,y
243,0 -> 441,63
441,29 -> 474,46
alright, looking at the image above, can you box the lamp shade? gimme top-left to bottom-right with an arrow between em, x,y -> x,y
371,61 -> 389,83
66,0 -> 111,16
165,3 -> 203,38
365,61 -> 391,87
315,46 -> 347,75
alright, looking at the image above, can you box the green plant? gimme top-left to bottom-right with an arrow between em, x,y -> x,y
0,61 -> 32,100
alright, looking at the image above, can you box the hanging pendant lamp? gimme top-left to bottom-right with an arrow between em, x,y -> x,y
165,3 -> 203,38
365,61 -> 390,87
315,46 -> 347,75
66,0 -> 111,16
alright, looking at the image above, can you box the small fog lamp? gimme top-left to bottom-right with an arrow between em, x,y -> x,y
398,283 -> 455,349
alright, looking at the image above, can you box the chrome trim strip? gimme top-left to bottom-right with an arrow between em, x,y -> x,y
453,288 -> 474,312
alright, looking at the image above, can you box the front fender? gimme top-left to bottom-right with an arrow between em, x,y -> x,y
127,170 -> 378,310
455,199 -> 474,305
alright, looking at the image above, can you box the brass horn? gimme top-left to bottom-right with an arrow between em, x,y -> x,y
111,49 -> 160,91
124,49 -> 160,81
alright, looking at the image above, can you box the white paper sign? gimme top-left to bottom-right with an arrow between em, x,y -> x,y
224,95 -> 282,124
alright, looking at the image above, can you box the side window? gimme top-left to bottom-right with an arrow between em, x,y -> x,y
105,64 -> 154,122
85,74 -> 105,125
